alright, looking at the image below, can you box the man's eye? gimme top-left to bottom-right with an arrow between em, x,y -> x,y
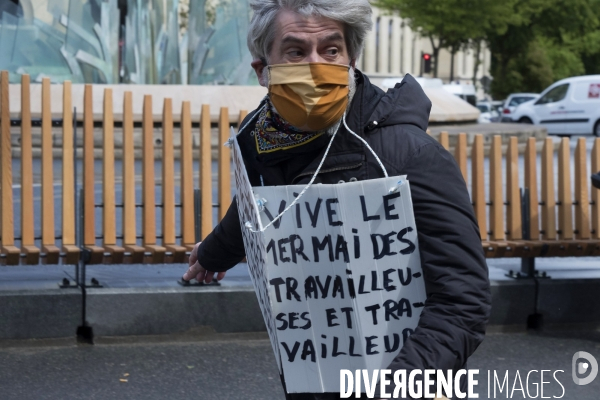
326,48 -> 339,56
288,50 -> 303,57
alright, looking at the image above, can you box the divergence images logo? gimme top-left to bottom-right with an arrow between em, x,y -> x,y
572,351 -> 598,386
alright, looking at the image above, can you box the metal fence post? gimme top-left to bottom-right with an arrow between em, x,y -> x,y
194,188 -> 201,243
520,188 -> 536,278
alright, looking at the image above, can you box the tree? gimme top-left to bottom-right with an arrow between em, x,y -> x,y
487,0 -> 600,98
375,0 -> 515,79
377,0 -> 600,98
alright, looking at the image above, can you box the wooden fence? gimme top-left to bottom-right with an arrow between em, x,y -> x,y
0,72 -> 247,265
437,131 -> 600,257
0,71 -> 599,266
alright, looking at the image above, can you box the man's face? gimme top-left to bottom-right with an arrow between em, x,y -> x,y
252,10 -> 354,86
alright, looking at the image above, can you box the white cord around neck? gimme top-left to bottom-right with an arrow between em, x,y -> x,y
342,116 -> 388,178
246,113 -> 388,233
247,115 -> 340,233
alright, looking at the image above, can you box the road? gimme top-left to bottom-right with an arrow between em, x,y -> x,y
0,329 -> 599,400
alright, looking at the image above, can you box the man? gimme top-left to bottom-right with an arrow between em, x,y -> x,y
183,0 -> 491,398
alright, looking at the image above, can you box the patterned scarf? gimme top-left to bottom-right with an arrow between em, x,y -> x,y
252,100 -> 326,154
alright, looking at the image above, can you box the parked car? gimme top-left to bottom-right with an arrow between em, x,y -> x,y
476,101 -> 501,123
511,75 -> 600,135
500,93 -> 539,122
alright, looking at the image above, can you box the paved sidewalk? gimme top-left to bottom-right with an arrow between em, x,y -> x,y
1,329 -> 599,400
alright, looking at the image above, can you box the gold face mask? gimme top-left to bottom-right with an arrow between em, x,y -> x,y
267,63 -> 349,131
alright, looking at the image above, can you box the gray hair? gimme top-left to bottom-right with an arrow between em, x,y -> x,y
247,0 -> 373,63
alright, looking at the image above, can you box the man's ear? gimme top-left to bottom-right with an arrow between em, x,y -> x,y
350,58 -> 356,69
251,59 -> 267,87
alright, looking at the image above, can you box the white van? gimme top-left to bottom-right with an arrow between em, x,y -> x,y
443,83 -> 477,106
512,75 -> 600,135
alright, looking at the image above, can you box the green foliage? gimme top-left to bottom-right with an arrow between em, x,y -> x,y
375,0 -> 513,44
488,0 -> 600,98
375,0 -> 515,77
490,39 -> 554,98
376,0 -> 600,98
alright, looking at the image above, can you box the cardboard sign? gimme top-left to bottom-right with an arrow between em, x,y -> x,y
232,133 -> 426,393
232,130 -> 283,373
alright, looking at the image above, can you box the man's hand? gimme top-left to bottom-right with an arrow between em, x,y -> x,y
182,242 -> 226,283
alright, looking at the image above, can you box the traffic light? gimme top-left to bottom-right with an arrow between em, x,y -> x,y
422,53 -> 432,74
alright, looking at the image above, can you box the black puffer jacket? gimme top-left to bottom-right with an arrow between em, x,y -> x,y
197,71 -> 491,399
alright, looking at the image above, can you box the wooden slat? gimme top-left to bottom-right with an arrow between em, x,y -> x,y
122,91 -> 136,245
537,138 -> 570,257
41,78 -> 59,263
102,88 -> 124,263
0,71 -> 19,264
83,84 -> 95,245
122,91 -> 144,263
162,98 -> 175,245
20,74 -> 39,264
200,104 -> 212,239
506,136 -> 521,240
574,137 -> 591,239
541,138 -> 556,240
162,99 -> 185,262
557,137 -> 574,240
103,89 -> 117,245
592,138 -> 600,239
218,107 -> 231,222
471,134 -> 487,240
454,132 -> 467,183
524,137 -> 540,239
142,94 -> 157,244
489,135 -> 505,241
180,101 -> 195,250
83,84 -> 103,263
162,98 -> 175,244
438,131 -> 449,150
142,95 -> 165,262
61,80 -> 78,264
123,92 -> 137,245
20,74 -> 34,246
238,110 -> 249,128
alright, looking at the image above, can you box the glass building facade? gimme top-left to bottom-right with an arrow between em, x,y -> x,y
0,0 -> 256,85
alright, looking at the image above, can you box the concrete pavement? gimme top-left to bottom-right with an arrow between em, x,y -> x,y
1,329 -> 599,400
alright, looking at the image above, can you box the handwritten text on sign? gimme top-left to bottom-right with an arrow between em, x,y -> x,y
232,135 -> 426,393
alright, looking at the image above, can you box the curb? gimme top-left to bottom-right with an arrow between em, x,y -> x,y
2,278 -> 599,340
